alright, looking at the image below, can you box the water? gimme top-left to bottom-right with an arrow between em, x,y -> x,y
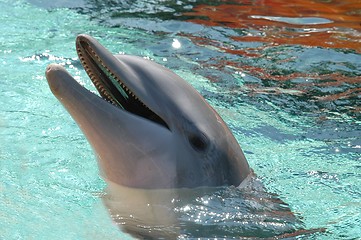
1,0 -> 360,239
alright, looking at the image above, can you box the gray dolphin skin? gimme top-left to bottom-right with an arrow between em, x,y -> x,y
45,34 -> 251,189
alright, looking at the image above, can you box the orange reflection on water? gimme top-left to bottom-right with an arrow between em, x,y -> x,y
184,0 -> 361,52
181,0 -> 360,110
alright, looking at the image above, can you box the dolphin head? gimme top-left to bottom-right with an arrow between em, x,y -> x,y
46,34 -> 250,189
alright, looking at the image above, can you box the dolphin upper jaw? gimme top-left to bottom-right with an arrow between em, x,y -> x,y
75,34 -> 171,130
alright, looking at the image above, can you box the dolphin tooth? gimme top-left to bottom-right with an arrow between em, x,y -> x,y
91,49 -> 97,57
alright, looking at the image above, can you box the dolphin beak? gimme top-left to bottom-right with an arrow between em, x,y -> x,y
46,64 -> 70,96
45,64 -> 176,188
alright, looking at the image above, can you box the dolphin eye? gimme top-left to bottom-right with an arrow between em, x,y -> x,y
188,133 -> 208,152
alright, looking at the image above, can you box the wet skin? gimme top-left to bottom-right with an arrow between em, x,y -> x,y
46,34 -> 251,189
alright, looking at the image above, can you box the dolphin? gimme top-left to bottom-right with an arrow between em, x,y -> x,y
45,35 -> 326,239
45,34 -> 251,189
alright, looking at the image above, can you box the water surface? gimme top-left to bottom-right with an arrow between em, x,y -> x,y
1,0 -> 360,239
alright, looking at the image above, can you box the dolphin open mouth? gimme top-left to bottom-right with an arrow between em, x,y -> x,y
76,37 -> 169,130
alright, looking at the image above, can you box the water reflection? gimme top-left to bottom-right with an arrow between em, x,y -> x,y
103,176 -> 317,239
172,38 -> 182,49
184,0 -> 361,52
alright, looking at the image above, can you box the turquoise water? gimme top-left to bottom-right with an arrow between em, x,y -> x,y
1,0 -> 360,239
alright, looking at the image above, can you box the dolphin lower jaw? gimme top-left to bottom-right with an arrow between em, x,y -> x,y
76,35 -> 169,130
